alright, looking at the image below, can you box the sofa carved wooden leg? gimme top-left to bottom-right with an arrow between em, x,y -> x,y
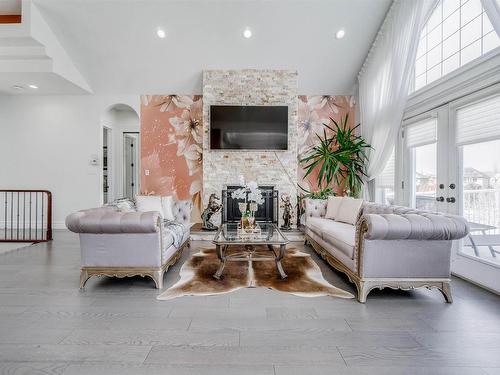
439,281 -> 453,303
152,269 -> 164,289
356,281 -> 370,303
79,269 -> 90,289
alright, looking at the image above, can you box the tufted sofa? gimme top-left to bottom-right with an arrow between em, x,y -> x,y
66,200 -> 192,289
304,199 -> 469,303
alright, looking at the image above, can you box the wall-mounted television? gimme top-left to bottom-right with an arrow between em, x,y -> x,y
210,105 -> 288,150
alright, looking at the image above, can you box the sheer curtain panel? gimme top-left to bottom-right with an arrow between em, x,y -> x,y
481,0 -> 500,36
358,0 -> 438,200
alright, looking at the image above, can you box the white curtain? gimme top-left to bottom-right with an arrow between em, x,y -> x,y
358,0 -> 438,200
481,0 -> 500,36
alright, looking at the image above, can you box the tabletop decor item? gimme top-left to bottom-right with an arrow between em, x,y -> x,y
280,193 -> 293,231
231,176 -> 265,230
201,193 -> 222,231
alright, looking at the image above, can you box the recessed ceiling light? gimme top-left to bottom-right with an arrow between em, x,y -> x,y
157,28 -> 166,39
28,84 -> 38,89
11,85 -> 23,90
335,28 -> 346,39
243,28 -> 252,39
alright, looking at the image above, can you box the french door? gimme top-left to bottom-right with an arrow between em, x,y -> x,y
402,105 -> 449,214
402,85 -> 500,292
449,86 -> 500,292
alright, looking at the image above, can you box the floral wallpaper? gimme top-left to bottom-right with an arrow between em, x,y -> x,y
297,95 -> 356,195
140,95 -> 203,222
140,94 -> 356,223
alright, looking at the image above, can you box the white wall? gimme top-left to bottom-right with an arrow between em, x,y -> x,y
0,94 -> 139,228
100,105 -> 140,202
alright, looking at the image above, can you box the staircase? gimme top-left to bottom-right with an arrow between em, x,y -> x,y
0,0 -> 91,94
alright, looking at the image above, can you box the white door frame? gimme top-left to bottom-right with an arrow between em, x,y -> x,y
447,83 -> 500,292
102,126 -> 113,204
123,132 -> 140,198
401,84 -> 500,293
401,106 -> 449,214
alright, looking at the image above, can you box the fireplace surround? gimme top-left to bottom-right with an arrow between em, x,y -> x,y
221,186 -> 278,224
202,69 -> 298,227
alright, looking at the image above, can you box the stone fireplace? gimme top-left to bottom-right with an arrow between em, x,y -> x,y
221,185 -> 278,224
202,69 -> 298,227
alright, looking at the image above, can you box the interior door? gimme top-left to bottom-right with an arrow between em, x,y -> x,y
448,86 -> 500,291
123,132 -> 140,198
102,127 -> 111,204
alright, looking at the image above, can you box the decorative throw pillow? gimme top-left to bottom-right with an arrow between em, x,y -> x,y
335,198 -> 364,225
105,198 -> 136,212
114,198 -> 136,212
135,195 -> 164,217
161,195 -> 175,221
324,196 -> 343,220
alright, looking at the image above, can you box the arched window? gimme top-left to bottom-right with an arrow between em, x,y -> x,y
414,0 -> 500,91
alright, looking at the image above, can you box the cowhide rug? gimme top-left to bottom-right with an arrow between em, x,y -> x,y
157,245 -> 354,300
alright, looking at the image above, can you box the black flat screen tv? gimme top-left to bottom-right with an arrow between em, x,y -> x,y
210,105 -> 288,150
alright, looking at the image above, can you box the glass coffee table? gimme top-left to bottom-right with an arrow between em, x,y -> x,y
212,222 -> 290,280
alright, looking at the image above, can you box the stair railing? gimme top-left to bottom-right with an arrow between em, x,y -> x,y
0,190 -> 52,242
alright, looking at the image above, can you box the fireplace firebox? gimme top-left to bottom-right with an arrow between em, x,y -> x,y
221,186 -> 278,224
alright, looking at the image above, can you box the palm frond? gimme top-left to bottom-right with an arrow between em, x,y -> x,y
298,114 -> 372,197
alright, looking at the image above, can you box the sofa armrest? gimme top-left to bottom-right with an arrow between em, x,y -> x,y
359,212 -> 469,241
66,209 -> 161,234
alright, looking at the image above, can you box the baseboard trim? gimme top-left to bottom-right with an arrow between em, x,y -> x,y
451,272 -> 500,296
53,221 -> 66,230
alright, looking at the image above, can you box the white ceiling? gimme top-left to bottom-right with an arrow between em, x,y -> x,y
31,0 -> 391,95
0,0 -> 21,15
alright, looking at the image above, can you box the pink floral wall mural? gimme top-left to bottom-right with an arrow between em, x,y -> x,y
140,95 -> 203,222
297,95 -> 356,195
140,94 -> 355,224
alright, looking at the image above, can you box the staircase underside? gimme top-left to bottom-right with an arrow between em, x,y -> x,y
0,0 -> 91,95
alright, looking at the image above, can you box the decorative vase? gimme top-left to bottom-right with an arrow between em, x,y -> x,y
241,212 -> 250,229
238,202 -> 247,213
249,202 -> 258,213
247,216 -> 255,228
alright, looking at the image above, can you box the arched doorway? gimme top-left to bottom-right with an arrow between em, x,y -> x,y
100,104 -> 140,203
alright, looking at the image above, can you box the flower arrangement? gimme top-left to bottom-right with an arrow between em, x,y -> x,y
231,177 -> 264,205
231,176 -> 264,228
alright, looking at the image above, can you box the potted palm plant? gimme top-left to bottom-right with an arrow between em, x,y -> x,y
300,114 -> 371,198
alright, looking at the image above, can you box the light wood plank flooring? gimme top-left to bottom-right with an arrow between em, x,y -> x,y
0,230 -> 499,375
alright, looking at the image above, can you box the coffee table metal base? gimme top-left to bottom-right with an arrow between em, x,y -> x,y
213,244 -> 287,280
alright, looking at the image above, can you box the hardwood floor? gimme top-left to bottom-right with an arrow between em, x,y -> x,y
0,230 -> 499,374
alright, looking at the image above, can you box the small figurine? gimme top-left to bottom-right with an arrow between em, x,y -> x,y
280,193 -> 292,231
201,193 -> 222,231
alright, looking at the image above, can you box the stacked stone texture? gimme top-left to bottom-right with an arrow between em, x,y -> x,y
202,69 -> 298,227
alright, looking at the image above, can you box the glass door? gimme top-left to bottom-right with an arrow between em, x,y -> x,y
449,87 -> 500,289
402,105 -> 449,215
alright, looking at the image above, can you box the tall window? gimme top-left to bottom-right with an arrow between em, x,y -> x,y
414,0 -> 500,91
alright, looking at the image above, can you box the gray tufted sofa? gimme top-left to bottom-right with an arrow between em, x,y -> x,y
304,199 -> 469,303
66,200 -> 192,289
